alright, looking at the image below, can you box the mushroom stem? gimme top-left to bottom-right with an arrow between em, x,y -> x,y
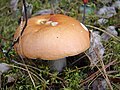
49,58 -> 66,72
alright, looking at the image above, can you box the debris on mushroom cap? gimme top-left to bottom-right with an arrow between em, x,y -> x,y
51,22 -> 58,26
14,14 -> 90,60
37,19 -> 48,24
37,19 -> 58,26
45,21 -> 53,25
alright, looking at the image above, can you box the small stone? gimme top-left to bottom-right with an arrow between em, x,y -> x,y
7,76 -> 15,83
97,6 -> 116,18
101,26 -> 118,41
88,31 -> 105,66
112,0 -> 120,9
97,18 -> 108,25
0,63 -> 10,74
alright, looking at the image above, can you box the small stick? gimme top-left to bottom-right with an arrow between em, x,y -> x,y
5,0 -> 28,57
94,49 -> 113,90
82,3 -> 86,24
82,0 -> 88,24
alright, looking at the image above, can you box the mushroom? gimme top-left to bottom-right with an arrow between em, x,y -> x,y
14,14 -> 90,72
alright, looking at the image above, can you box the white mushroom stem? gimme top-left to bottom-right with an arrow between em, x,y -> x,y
48,58 -> 66,72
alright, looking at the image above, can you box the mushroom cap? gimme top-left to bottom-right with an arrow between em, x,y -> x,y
14,14 -> 90,60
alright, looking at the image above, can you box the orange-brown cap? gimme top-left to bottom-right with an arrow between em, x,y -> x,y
14,14 -> 90,60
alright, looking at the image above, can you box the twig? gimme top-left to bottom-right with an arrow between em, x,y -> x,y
20,0 -> 28,36
94,49 -> 113,90
82,3 -> 86,24
5,0 -> 28,57
85,52 -> 106,79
